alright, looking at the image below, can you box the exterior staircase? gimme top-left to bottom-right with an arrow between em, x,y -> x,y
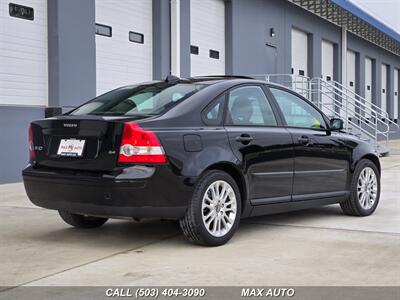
251,74 -> 399,156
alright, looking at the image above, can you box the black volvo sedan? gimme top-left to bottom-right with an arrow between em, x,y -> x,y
23,76 -> 381,246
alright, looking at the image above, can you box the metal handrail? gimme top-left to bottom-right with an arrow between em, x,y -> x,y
251,74 -> 311,99
323,78 -> 395,125
310,86 -> 379,135
317,98 -> 377,145
255,74 -> 399,154
313,78 -> 398,129
311,78 -> 397,148
310,78 -> 393,150
309,83 -> 381,148
310,79 -> 388,134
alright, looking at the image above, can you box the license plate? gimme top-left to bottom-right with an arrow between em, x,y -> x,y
57,139 -> 85,157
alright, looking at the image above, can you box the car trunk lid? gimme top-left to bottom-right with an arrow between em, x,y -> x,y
30,115 -> 149,171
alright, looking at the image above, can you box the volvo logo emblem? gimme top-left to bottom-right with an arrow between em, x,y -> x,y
63,123 -> 78,128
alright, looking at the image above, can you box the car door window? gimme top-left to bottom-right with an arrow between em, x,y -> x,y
226,86 -> 277,126
202,95 -> 225,126
270,88 -> 327,129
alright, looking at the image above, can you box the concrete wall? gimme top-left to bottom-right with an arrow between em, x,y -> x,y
153,0 -> 171,80
48,0 -> 96,108
180,0 -> 191,77
0,106 -> 44,183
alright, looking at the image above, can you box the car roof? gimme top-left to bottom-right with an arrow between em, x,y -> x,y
186,75 -> 258,84
183,75 -> 286,87
185,76 -> 292,91
120,75 -> 289,91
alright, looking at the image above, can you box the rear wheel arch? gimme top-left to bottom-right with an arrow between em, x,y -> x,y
202,162 -> 247,213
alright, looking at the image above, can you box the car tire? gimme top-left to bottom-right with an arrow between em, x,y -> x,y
179,170 -> 241,246
58,210 -> 108,228
340,159 -> 380,216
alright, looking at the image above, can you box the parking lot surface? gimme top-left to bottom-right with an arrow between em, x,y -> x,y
1,141 -> 399,287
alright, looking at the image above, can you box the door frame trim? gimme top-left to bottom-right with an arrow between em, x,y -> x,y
250,190 -> 349,206
250,195 -> 291,206
252,171 -> 293,178
292,190 -> 349,201
294,169 -> 346,176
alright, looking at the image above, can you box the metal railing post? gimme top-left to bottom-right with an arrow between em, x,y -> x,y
248,73 -> 398,154
318,79 -> 321,108
344,91 -> 349,130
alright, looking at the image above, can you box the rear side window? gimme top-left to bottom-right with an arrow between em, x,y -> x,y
270,88 -> 327,129
202,95 -> 225,126
225,86 -> 277,126
69,83 -> 205,116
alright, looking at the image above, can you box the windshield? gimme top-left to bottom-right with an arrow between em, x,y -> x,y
69,82 -> 205,116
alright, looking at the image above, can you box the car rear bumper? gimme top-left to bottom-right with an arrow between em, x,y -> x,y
22,164 -> 195,219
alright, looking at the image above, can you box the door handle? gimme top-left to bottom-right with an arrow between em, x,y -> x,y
298,135 -> 310,145
235,134 -> 253,145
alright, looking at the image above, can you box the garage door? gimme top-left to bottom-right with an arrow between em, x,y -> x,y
0,1 -> 48,106
365,57 -> 373,114
291,28 -> 308,77
345,50 -> 356,119
95,0 -> 152,95
321,40 -> 334,116
381,64 -> 388,113
394,69 -> 399,121
190,0 -> 225,76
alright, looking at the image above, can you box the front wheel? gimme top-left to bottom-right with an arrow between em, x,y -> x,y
58,210 -> 108,228
179,170 -> 241,246
340,159 -> 380,216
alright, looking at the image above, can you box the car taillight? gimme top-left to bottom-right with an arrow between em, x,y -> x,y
118,122 -> 167,164
28,124 -> 36,158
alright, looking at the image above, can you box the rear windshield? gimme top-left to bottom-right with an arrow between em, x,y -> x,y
69,82 -> 205,116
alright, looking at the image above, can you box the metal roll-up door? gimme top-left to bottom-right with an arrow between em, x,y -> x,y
0,1 -> 48,106
291,28 -> 308,77
190,0 -> 225,76
95,0 -> 152,95
365,57 -> 373,115
346,50 -> 356,119
381,64 -> 388,113
394,69 -> 399,121
321,40 -> 335,116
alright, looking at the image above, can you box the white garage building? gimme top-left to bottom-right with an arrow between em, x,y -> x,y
0,0 -> 399,183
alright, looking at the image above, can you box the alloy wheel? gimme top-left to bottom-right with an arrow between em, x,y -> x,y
201,180 -> 237,237
357,167 -> 378,210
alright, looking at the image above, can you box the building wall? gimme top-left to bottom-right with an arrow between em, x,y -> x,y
0,0 -> 170,184
0,106 -> 44,182
0,0 -> 97,184
48,0 -> 96,108
347,32 -> 400,116
227,0 -> 400,104
0,0 -> 399,183
226,0 -> 343,78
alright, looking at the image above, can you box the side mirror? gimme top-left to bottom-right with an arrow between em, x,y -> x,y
330,118 -> 344,131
